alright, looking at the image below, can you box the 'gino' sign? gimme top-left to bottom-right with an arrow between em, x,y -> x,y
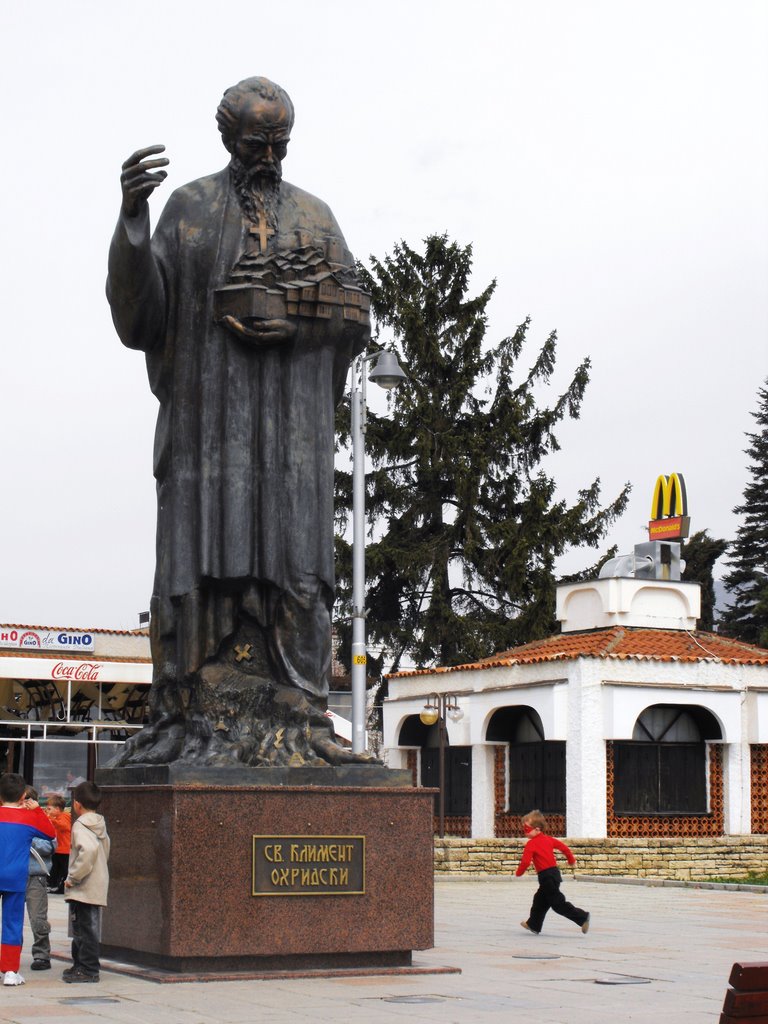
252,836 -> 365,896
0,628 -> 95,653
648,472 -> 690,541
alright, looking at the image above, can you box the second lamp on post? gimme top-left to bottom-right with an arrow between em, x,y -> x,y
419,693 -> 465,838
350,349 -> 407,754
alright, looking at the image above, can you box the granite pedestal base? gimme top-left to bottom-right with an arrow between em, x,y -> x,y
96,766 -> 435,974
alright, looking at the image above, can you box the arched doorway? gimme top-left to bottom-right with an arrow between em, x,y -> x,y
609,703 -> 724,837
397,715 -> 472,836
486,706 -> 565,836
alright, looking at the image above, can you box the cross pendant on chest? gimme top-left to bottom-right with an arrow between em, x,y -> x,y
248,209 -> 275,253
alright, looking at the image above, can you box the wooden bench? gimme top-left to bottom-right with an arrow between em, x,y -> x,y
721,962 -> 768,1023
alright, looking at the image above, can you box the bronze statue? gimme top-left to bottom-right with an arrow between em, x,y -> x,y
107,77 -> 373,767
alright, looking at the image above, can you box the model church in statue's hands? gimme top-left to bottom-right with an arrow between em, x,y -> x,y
214,244 -> 371,331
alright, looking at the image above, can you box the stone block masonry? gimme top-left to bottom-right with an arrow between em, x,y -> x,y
434,836 -> 768,881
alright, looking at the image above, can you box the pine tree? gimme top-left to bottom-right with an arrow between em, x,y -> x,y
334,235 -> 630,672
721,381 -> 768,646
681,530 -> 728,632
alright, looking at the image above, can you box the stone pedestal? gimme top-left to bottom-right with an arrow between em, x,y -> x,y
95,765 -> 434,974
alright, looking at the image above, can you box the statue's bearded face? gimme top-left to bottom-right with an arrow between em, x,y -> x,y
232,97 -> 292,187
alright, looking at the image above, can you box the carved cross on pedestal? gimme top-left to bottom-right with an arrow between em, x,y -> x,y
248,210 -> 275,253
234,643 -> 253,663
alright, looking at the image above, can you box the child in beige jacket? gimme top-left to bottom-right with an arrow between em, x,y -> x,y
63,782 -> 110,984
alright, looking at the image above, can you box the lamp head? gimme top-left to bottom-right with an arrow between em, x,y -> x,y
368,351 -> 407,391
419,705 -> 439,727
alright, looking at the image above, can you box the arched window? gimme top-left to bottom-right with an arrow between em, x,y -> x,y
614,704 -> 722,815
487,706 -> 565,814
397,715 -> 472,816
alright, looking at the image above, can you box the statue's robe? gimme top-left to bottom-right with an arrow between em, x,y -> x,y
107,168 -> 366,699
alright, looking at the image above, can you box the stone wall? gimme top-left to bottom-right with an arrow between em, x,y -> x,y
434,836 -> 768,881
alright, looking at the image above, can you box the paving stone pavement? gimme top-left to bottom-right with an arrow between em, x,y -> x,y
0,875 -> 765,1023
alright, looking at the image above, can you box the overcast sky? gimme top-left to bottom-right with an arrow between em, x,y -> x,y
0,1 -> 765,633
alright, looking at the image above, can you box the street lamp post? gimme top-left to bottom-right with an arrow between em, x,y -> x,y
419,693 -> 465,838
350,350 -> 406,754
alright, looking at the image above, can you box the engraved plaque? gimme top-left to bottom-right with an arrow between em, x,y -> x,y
252,835 -> 365,896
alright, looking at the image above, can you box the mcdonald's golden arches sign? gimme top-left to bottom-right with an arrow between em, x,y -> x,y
648,473 -> 690,541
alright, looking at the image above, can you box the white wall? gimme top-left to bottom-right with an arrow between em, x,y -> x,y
383,655 -> 768,839
565,660 -> 607,837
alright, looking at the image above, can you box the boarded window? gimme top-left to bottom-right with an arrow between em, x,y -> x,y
614,742 -> 707,814
421,746 -> 472,815
508,741 -> 566,814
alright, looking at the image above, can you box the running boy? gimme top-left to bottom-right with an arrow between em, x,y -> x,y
0,773 -> 57,986
515,809 -> 590,935
63,781 -> 110,983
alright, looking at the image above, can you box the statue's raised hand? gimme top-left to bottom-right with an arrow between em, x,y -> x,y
121,145 -> 169,217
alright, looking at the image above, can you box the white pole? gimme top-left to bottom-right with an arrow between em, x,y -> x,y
350,355 -> 367,753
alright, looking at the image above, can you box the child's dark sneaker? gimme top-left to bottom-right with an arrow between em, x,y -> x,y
581,913 -> 591,934
30,959 -> 51,971
63,969 -> 99,983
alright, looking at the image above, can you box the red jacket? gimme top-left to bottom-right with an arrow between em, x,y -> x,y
48,809 -> 71,855
515,832 -> 576,875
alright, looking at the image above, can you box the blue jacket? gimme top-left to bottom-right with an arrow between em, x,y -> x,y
28,835 -> 57,877
0,806 -> 57,892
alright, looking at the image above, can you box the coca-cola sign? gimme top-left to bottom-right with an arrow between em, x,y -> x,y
51,662 -> 101,682
0,628 -> 94,653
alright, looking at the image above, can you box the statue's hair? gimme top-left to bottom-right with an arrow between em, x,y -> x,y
216,77 -> 295,151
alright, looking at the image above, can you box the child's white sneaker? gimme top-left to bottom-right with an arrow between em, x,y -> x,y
3,971 -> 25,986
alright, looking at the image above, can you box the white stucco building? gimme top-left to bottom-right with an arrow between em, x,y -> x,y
382,575 -> 768,839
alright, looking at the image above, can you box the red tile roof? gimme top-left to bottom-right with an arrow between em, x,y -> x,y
0,623 -> 146,636
388,627 -> 768,678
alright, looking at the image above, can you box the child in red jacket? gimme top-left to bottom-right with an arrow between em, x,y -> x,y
515,809 -> 590,935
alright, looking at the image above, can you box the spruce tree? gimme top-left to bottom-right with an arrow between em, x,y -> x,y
721,381 -> 768,646
681,530 -> 728,632
335,235 -> 630,672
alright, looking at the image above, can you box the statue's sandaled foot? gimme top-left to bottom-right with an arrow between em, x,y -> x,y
309,725 -> 380,764
108,716 -> 186,766
271,684 -> 382,765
